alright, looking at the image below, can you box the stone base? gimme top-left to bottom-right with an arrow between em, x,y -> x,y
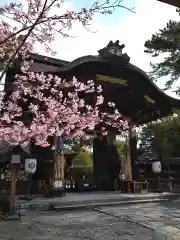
1,214 -> 21,221
53,189 -> 66,197
17,196 -> 35,201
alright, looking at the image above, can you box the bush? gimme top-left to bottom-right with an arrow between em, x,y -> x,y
0,195 -> 10,216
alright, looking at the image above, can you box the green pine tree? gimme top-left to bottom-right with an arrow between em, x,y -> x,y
138,115 -> 180,157
144,8 -> 180,93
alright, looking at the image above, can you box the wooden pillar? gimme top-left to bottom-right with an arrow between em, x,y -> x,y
10,163 -> 19,214
53,151 -> 65,181
120,142 -> 132,181
128,122 -> 138,181
27,174 -> 32,197
123,153 -> 132,181
93,133 -> 109,190
93,132 -> 120,190
107,132 -> 119,190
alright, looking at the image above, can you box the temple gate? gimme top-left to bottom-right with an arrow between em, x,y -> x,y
3,40 -> 180,191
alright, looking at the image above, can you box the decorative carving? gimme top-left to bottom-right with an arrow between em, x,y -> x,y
98,40 -> 130,62
144,94 -> 155,104
96,74 -> 128,85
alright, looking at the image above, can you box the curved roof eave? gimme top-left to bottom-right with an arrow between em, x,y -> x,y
30,53 -> 69,67
28,51 -> 180,111
158,0 -> 180,8
126,62 -> 180,108
54,52 -> 180,108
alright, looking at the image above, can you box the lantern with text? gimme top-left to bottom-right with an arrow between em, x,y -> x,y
152,159 -> 161,193
25,158 -> 37,174
152,161 -> 161,174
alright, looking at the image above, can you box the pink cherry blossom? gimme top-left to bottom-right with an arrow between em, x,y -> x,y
0,73 -> 128,147
0,0 -> 132,70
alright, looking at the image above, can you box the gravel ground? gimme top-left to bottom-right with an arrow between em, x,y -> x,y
0,210 -> 152,240
2,200 -> 180,240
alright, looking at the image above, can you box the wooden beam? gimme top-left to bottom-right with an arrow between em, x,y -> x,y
158,0 -> 180,8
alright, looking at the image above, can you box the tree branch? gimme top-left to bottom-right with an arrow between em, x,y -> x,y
0,0 -> 134,47
0,0 -> 49,81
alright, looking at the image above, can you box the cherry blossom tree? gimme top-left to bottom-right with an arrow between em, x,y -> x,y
0,0 -> 131,147
0,0 -> 134,80
0,72 -> 128,147
0,1 -> 133,214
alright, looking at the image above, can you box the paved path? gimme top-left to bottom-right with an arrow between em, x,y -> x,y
2,200 -> 180,239
16,192 -> 177,212
17,192 -> 176,204
0,210 -> 152,240
98,200 -> 180,239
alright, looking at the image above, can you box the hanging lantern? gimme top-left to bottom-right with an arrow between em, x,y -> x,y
152,161 -> 161,173
25,158 -> 37,174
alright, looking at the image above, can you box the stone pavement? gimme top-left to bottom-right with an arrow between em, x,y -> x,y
0,210 -> 152,240
16,192 -> 178,213
98,200 -> 180,239
2,201 -> 180,239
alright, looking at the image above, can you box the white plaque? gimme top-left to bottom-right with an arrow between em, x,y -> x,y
54,180 -> 63,188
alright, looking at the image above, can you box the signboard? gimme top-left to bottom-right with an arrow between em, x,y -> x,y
25,158 -> 37,174
53,180 -> 63,188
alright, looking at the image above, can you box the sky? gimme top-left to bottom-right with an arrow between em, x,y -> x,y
36,0 -> 180,99
1,0 -> 180,98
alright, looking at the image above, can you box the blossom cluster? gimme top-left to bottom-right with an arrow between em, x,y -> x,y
0,21 -> 33,63
0,73 -> 128,146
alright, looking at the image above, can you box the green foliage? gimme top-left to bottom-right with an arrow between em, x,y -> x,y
68,148 -> 93,180
144,9 -> 180,93
116,139 -> 126,153
139,115 -> 180,157
64,136 -> 93,153
72,149 -> 93,168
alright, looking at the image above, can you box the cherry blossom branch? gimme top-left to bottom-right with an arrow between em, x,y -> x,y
0,0 -> 49,81
0,0 -> 134,48
0,74 -> 128,146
